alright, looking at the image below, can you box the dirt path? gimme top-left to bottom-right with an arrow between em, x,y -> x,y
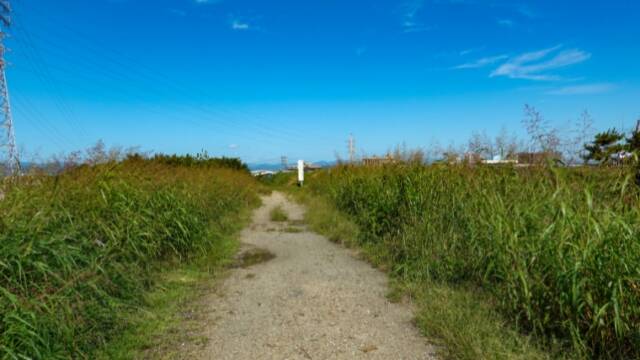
194,192 -> 436,359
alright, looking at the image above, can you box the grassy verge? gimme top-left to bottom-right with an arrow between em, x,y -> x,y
299,164 -> 640,359
292,189 -> 558,360
0,157 -> 260,359
293,191 -> 359,246
96,208 -> 252,359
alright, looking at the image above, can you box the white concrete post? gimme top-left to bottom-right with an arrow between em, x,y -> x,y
297,160 -> 304,186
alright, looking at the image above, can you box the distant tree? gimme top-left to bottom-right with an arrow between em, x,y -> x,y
442,142 -> 462,163
467,130 -> 494,159
85,140 -> 108,165
425,138 -> 443,163
391,142 -> 424,163
494,126 -> 520,159
632,120 -> 640,186
150,152 -> 250,172
627,119 -> 640,154
523,104 -> 561,154
583,128 -> 626,164
571,110 -> 595,165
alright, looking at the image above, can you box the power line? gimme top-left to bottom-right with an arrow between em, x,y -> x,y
0,0 -> 19,175
16,4 -> 340,146
10,11 -> 89,138
12,26 -> 303,147
8,2 -> 343,161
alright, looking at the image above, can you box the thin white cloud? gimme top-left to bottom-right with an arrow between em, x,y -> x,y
403,0 -> 424,19
231,20 -> 250,30
454,55 -> 508,69
516,4 -> 536,18
403,24 -> 432,33
547,83 -> 616,95
168,8 -> 187,17
458,47 -> 485,56
490,46 -> 591,81
401,0 -> 429,33
497,19 -> 514,27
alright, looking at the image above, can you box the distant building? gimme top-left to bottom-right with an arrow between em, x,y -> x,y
463,152 -> 482,165
362,155 -> 396,166
481,155 -> 517,165
251,170 -> 276,177
286,162 -> 322,172
610,150 -> 633,165
516,152 -> 562,165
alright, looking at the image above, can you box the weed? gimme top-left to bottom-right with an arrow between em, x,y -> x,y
303,164 -> 640,358
0,157 -> 260,359
283,226 -> 303,233
270,205 -> 289,222
233,247 -> 276,268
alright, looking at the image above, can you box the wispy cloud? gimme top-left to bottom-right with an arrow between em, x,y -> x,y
497,19 -> 514,27
490,46 -> 591,81
168,8 -> 187,17
403,0 -> 424,20
454,55 -> 508,69
194,0 -> 220,4
231,20 -> 250,30
516,4 -> 536,19
547,83 -> 616,95
458,47 -> 485,56
401,0 -> 429,33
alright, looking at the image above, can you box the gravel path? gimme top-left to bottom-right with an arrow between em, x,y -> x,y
195,192 -> 436,359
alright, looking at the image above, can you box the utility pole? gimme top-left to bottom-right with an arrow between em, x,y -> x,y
0,0 -> 18,175
348,134 -> 355,163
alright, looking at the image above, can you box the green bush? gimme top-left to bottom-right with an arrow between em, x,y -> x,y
0,159 -> 258,359
307,164 -> 640,359
147,152 -> 250,173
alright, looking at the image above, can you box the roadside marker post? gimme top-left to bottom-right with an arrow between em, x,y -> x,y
297,160 -> 304,187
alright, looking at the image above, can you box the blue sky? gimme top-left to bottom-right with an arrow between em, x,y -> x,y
5,0 -> 640,163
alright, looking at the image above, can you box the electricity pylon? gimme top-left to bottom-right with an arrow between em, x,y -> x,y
348,134 -> 355,163
0,0 -> 18,175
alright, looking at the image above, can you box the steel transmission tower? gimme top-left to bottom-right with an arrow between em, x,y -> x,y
0,0 -> 18,175
348,134 -> 355,163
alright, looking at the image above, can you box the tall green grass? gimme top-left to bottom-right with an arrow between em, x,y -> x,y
307,164 -> 640,359
0,157 -> 259,359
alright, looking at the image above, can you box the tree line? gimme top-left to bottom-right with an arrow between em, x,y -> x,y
461,104 -> 639,166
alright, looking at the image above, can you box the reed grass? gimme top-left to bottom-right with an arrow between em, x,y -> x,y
0,157 -> 259,359
306,164 -> 640,359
